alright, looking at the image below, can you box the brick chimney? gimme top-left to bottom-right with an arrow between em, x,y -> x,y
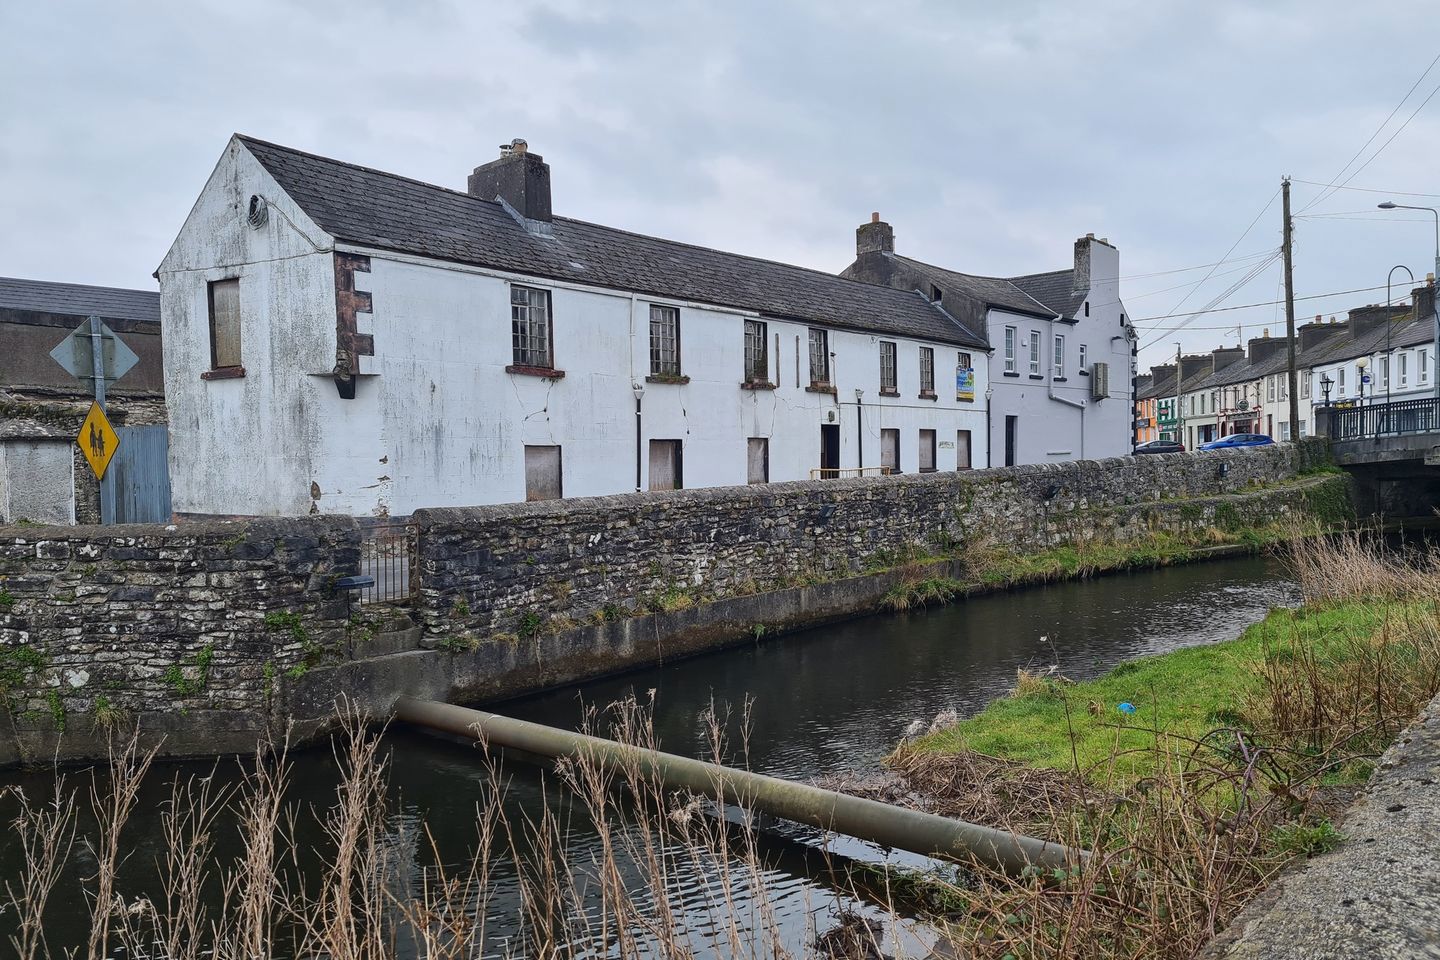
1413,282 -> 1437,323
1299,316 -> 1345,352
1211,345 -> 1245,371
1247,331 -> 1289,366
468,138 -> 552,223
1346,304 -> 1407,340
856,212 -> 895,256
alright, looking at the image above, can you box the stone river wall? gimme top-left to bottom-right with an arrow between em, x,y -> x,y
0,440 -> 1345,764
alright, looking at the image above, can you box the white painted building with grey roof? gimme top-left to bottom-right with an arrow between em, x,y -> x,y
157,136 -> 993,517
841,218 -> 1137,466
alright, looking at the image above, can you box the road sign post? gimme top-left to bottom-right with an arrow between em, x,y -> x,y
50,315 -> 137,524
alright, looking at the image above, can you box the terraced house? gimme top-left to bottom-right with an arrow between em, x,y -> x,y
157,137 -> 995,517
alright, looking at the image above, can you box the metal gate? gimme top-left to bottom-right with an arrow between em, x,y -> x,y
110,424 -> 172,524
360,520 -> 416,605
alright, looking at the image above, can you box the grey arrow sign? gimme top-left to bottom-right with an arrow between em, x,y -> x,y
49,316 -> 139,385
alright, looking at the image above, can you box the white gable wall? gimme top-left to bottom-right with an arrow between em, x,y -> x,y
158,139 -> 339,516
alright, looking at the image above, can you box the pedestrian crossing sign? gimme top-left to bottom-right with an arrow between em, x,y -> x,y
77,402 -> 119,480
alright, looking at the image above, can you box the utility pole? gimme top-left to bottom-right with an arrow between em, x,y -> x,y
1282,177 -> 1300,440
1174,342 -> 1184,447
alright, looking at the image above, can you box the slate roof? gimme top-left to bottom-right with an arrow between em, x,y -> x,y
1137,369 -> 1178,400
237,136 -> 987,349
1008,269 -> 1089,319
0,277 -> 160,323
891,257 -> 1078,321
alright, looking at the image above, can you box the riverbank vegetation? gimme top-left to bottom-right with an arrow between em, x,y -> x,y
881,530 -> 1440,958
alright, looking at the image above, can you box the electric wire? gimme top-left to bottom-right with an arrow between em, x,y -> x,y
1132,280 -> 1397,327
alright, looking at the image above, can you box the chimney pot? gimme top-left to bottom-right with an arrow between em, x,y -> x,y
871,211 -> 880,224
1086,232 -> 1095,239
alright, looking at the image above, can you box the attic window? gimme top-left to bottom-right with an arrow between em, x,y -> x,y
930,284 -> 942,303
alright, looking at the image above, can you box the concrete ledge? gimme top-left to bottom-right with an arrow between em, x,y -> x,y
1206,692 -> 1440,959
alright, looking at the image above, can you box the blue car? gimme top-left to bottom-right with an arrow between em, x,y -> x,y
1198,433 -> 1275,451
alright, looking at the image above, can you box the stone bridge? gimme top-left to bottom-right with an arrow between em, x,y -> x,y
1314,398 -> 1440,516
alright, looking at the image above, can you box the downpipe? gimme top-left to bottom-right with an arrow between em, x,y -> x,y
393,696 -> 1088,873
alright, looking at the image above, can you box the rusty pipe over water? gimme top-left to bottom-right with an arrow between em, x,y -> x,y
392,696 -> 1087,873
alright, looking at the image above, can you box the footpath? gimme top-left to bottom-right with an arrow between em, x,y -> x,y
1207,692 -> 1440,959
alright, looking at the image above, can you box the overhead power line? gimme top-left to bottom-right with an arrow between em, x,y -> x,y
1118,248 -> 1279,281
1290,179 -> 1440,200
1132,280 -> 1396,327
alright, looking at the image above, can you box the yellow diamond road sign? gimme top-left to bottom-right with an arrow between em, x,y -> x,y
77,402 -> 119,480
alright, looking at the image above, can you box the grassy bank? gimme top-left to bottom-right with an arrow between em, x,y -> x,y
880,531 -> 1440,959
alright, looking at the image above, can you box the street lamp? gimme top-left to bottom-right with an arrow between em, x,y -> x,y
1379,201 -> 1440,399
1320,373 -> 1333,406
1383,265 -> 1415,429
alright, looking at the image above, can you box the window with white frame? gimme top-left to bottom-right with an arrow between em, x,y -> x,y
1053,334 -> 1065,378
1028,330 -> 1041,375
1266,375 -> 1275,402
919,346 -> 935,395
1337,366 -> 1346,395
1004,326 -> 1017,373
1399,352 -> 1409,386
649,304 -> 680,376
880,340 -> 898,392
808,328 -> 829,385
511,285 -> 553,368
1078,342 -> 1088,374
1301,370 -> 1311,399
1421,348 -> 1431,383
744,319 -> 768,383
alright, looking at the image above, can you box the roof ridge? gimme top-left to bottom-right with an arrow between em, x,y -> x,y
0,275 -> 158,297
238,134 -> 965,317
1007,268 -> 1072,281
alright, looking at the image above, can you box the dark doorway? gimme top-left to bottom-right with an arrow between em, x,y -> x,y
820,424 -> 840,478
1004,416 -> 1018,467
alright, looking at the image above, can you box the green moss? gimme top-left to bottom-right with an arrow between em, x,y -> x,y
0,645 -> 48,689
46,689 -> 65,732
163,643 -> 215,697
0,588 -> 15,613
517,611 -> 544,641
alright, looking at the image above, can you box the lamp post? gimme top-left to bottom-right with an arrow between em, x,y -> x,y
632,381 -> 645,492
1320,374 -> 1333,406
1383,265 -> 1415,433
1378,202 -> 1440,399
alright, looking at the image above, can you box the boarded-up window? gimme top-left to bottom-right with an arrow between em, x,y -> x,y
881,428 -> 899,474
649,439 -> 683,491
956,430 -> 972,470
747,438 -> 769,484
208,278 -> 242,369
918,429 -> 936,473
524,445 -> 562,501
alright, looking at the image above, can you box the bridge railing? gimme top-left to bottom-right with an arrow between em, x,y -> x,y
1329,396 -> 1440,440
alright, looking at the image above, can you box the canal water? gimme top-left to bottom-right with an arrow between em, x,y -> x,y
0,554 -> 1300,957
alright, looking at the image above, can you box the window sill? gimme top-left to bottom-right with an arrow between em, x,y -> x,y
918,467 -> 937,474
507,364 -> 566,380
917,391 -> 938,401
806,383 -> 837,395
740,380 -> 776,391
202,366 -> 246,381
1079,371 -> 1090,377
1028,374 -> 1045,381
1053,376 -> 1068,383
646,373 -> 690,385
1002,371 -> 1020,378
878,389 -> 900,398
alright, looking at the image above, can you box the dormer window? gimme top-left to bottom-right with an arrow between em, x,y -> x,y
929,284 -> 942,303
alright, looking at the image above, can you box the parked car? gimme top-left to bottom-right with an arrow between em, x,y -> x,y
1134,439 -> 1186,455
1198,433 -> 1275,451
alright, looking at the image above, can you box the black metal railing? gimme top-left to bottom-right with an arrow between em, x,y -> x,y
1330,396 -> 1440,440
359,520 -> 416,605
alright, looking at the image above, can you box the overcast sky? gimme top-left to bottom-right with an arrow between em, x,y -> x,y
4,1 -> 1439,368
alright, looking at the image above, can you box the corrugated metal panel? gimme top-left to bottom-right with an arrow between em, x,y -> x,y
111,425 -> 172,523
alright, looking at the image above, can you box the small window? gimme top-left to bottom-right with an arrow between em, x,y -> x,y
879,341 -> 897,392
1337,367 -> 1346,395
1084,301 -> 1090,317
1421,348 -> 1430,383
808,328 -> 829,385
918,429 -> 936,473
1266,376 -> 1275,402
1053,334 -> 1065,379
1003,326 -> 1017,374
524,445 -> 562,501
1301,370 -> 1311,399
1399,353 -> 1409,386
881,428 -> 900,473
207,278 -> 242,369
747,438 -> 769,484
511,285 -> 553,368
744,319 -> 769,383
929,283 -> 942,303
919,346 -> 935,395
648,439 -> 683,491
1028,330 -> 1041,375
649,305 -> 680,376
1078,343 -> 1088,374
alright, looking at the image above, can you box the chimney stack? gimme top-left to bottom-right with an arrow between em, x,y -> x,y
856,213 -> 895,256
468,138 -> 552,223
1413,282 -> 1437,323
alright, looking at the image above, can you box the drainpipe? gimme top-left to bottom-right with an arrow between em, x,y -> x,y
629,294 -> 643,492
393,697 -> 1086,873
984,382 -> 994,468
854,388 -> 864,472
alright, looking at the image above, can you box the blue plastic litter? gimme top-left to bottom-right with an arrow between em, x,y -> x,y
1117,702 -> 1137,715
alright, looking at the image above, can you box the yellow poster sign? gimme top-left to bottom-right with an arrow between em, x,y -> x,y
77,401 -> 119,480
